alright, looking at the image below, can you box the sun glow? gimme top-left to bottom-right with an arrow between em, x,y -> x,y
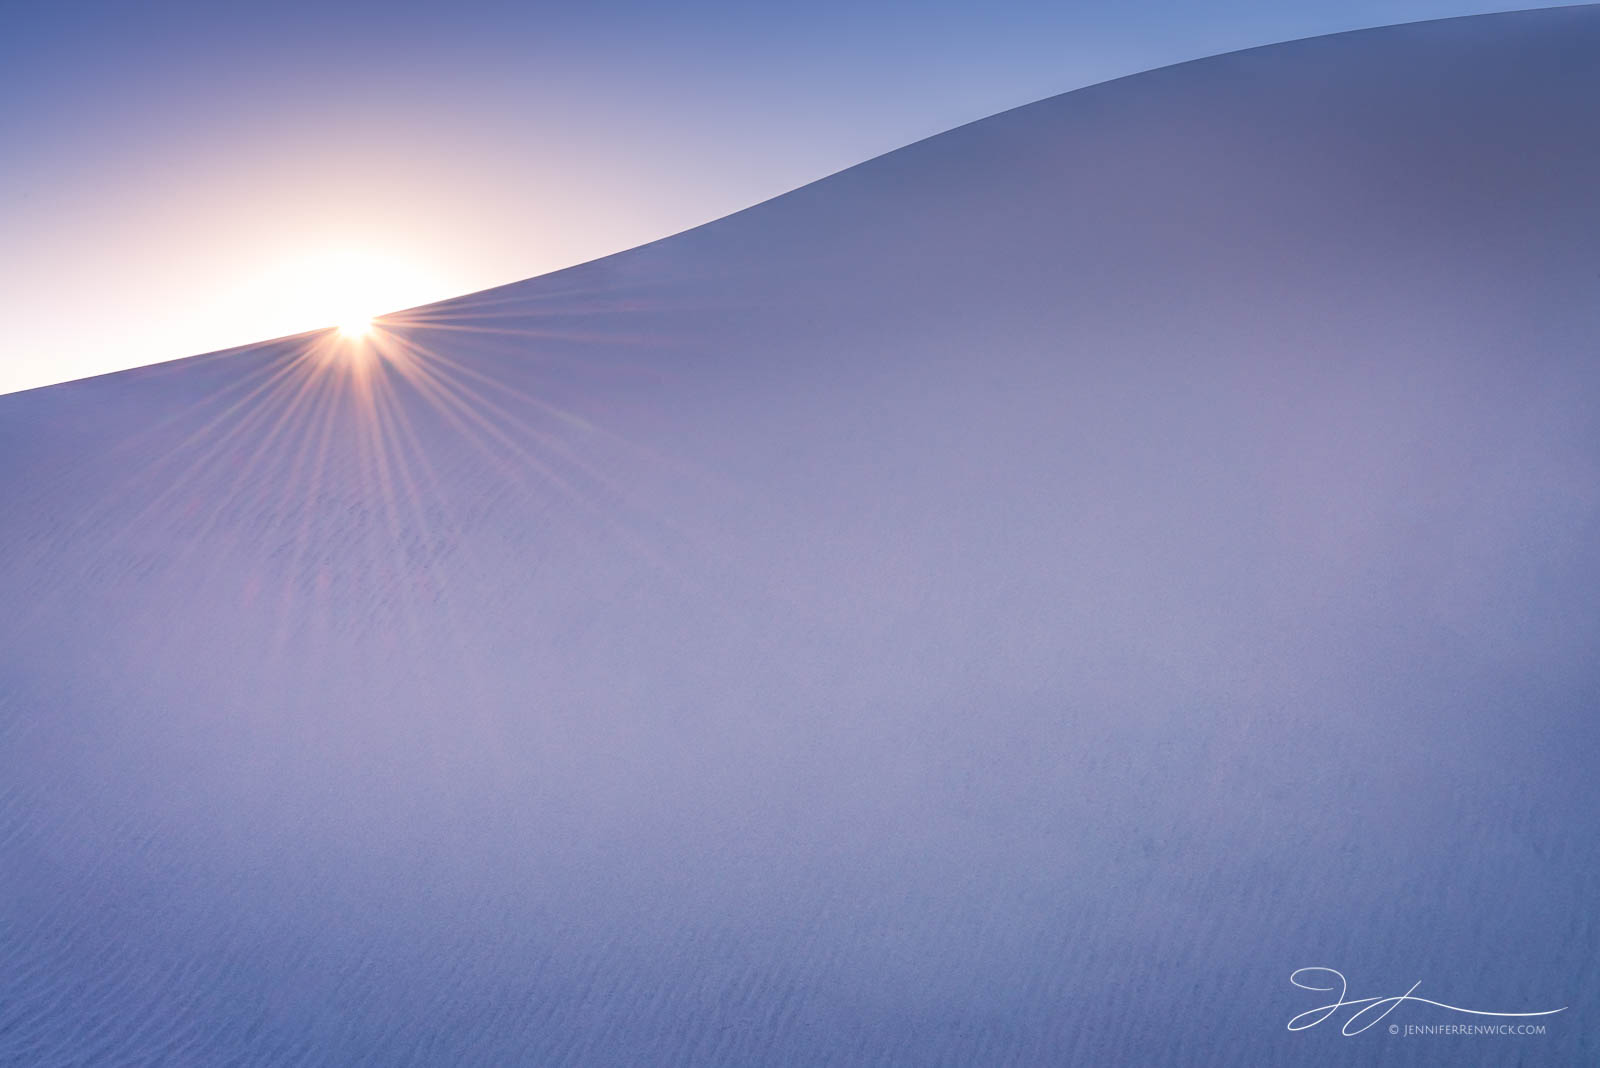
338,316 -> 373,340
224,247 -> 444,348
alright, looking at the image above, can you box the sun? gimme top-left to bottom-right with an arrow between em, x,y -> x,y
338,315 -> 373,340
225,246 -> 442,349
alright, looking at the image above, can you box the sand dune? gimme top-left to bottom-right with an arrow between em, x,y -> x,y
2,7 -> 1597,1064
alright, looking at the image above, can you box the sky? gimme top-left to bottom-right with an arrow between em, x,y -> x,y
0,0 -> 1583,395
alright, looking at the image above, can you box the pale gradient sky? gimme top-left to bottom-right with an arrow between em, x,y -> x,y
0,0 -> 1579,395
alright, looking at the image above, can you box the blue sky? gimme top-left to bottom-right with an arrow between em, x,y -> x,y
0,0 -> 1581,393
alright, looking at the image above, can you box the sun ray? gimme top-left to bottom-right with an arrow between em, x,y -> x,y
18,271 -> 772,680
